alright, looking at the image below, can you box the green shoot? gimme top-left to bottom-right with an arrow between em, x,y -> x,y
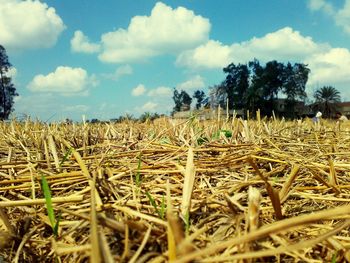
146,191 -> 165,219
135,153 -> 142,187
197,136 -> 208,145
159,195 -> 166,219
184,211 -> 190,236
59,147 -> 72,167
331,252 -> 337,263
41,175 -> 59,238
53,211 -> 61,238
213,129 -> 232,139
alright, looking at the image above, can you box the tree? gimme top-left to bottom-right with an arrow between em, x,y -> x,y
0,45 -> 18,120
172,89 -> 192,113
193,90 -> 205,109
208,82 -> 227,109
217,59 -> 310,117
172,89 -> 182,112
223,63 -> 249,110
282,62 -> 310,117
314,86 -> 341,118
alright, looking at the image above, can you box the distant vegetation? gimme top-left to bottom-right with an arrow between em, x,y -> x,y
0,45 -> 18,120
0,43 -> 345,122
172,59 -> 344,119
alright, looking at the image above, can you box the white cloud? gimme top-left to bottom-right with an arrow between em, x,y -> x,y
63,105 -> 89,112
336,0 -> 350,34
0,0 -> 65,50
27,66 -> 92,95
148,86 -> 172,97
102,65 -> 133,81
176,75 -> 205,91
140,101 -> 158,112
177,27 -> 324,69
177,40 -> 232,69
307,0 -> 350,35
115,64 -> 133,78
307,0 -> 334,15
306,48 -> 350,99
131,84 -> 146,96
98,2 -> 210,63
71,30 -> 100,53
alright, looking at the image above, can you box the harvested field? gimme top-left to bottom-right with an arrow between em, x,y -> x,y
1,116 -> 350,262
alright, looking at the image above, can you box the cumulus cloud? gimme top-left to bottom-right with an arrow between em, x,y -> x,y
177,27 -> 325,69
176,75 -> 205,91
71,30 -> 100,53
306,48 -> 350,99
148,86 -> 172,97
140,101 -> 158,112
131,84 -> 146,96
27,66 -> 92,95
176,40 -> 232,69
336,0 -> 350,34
98,2 -> 210,63
0,0 -> 65,50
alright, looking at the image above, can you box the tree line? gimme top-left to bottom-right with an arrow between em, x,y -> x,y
172,59 -> 343,118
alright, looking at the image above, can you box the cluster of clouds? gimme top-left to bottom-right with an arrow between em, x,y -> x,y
2,0 -> 350,117
71,2 -> 210,63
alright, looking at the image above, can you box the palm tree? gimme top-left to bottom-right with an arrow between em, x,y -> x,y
313,86 -> 341,118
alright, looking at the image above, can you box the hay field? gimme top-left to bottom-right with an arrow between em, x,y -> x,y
1,116 -> 350,262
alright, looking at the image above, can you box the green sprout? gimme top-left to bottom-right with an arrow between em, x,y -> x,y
41,175 -> 60,238
59,147 -> 72,167
212,129 -> 232,140
184,211 -> 190,236
146,191 -> 166,219
135,153 -> 142,187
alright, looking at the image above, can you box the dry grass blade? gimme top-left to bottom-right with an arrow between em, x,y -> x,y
248,186 -> 261,232
247,156 -> 283,220
129,226 -> 152,263
90,171 -> 101,263
328,158 -> 339,189
174,204 -> 350,262
181,147 -> 196,219
0,196 -> 83,207
166,180 -> 178,261
202,220 -> 350,262
279,165 -> 300,203
48,134 -> 60,171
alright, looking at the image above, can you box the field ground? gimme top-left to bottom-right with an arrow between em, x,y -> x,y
1,117 -> 350,262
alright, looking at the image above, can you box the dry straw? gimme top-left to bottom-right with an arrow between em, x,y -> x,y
0,116 -> 350,262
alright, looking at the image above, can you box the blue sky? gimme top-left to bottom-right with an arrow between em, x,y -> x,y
1,0 -> 350,121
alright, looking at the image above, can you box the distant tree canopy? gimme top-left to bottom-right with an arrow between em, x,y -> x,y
0,45 -> 18,120
193,90 -> 205,110
213,59 -> 310,117
313,86 -> 341,118
172,89 -> 192,113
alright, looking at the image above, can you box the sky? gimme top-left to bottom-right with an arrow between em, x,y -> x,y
1,0 -> 350,121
